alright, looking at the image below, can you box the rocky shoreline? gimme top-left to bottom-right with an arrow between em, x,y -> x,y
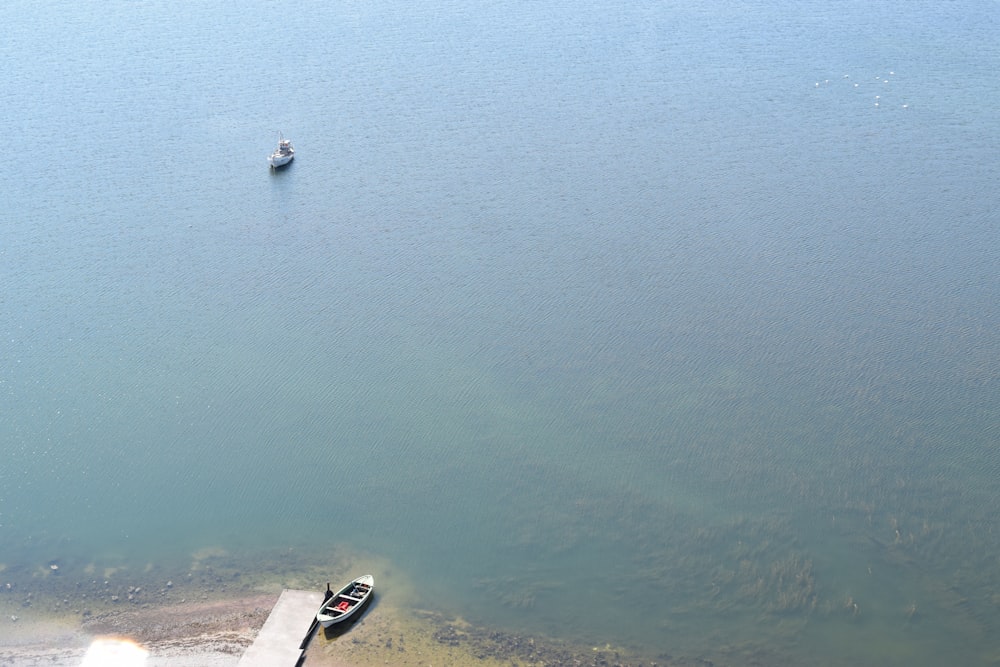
0,549 -> 731,667
1,590 -> 687,667
2,597 -> 687,667
2,594 -> 682,667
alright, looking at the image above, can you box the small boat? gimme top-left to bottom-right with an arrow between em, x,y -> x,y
316,575 -> 374,628
268,132 -> 294,168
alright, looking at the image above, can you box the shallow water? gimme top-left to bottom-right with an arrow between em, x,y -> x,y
2,0 -> 1000,664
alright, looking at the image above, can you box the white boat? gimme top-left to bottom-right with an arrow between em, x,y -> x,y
268,132 -> 294,168
316,575 -> 374,628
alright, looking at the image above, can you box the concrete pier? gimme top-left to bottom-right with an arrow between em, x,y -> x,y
237,589 -> 322,667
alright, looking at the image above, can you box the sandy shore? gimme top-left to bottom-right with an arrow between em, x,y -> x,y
0,593 -> 275,667
0,590 -> 667,667
0,546 -> 681,667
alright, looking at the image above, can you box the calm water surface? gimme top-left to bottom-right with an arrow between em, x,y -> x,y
2,1 -> 999,664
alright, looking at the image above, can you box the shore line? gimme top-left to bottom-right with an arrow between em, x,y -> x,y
1,589 -> 672,667
0,546 -> 729,666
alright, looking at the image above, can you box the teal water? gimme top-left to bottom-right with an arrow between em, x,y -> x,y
3,0 -> 1000,664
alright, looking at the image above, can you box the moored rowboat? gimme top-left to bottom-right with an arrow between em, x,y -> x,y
316,575 -> 374,628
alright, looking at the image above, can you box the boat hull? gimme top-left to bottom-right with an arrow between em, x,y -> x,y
317,575 -> 374,628
268,132 -> 294,168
